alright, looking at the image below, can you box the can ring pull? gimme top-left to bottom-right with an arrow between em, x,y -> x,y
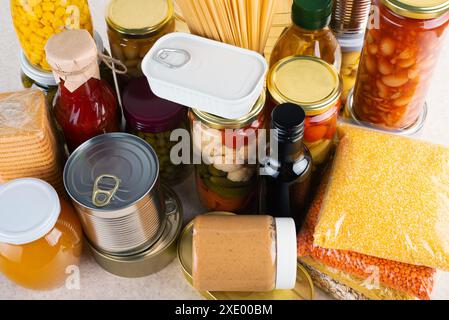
92,175 -> 121,208
153,48 -> 191,69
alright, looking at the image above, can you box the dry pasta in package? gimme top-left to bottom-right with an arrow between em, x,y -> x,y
298,174 -> 436,300
0,89 -> 64,193
313,124 -> 449,271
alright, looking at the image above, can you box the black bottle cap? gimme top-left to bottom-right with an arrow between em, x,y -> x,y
271,103 -> 306,143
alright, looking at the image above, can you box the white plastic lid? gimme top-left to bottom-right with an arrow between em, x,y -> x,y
0,179 -> 61,245
337,33 -> 365,52
275,218 -> 297,290
142,33 -> 267,119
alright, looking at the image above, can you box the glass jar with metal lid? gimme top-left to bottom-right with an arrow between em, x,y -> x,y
106,0 -> 175,80
122,77 -> 190,185
189,93 -> 266,213
267,56 -> 342,167
353,0 -> 449,130
64,133 -> 166,256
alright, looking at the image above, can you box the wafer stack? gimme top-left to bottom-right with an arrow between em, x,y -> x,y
0,89 -> 64,194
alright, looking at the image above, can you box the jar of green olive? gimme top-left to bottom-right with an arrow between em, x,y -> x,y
123,77 -> 190,185
106,0 -> 175,82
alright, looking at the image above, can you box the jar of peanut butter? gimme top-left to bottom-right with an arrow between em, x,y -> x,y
192,215 -> 297,292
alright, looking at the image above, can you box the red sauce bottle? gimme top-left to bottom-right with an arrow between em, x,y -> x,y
46,30 -> 119,152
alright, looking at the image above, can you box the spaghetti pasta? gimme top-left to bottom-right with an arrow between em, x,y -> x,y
177,0 -> 277,53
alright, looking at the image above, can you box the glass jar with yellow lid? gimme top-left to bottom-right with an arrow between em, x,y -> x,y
190,93 -> 266,213
10,0 -> 93,71
106,0 -> 175,80
353,0 -> 449,130
267,56 -> 342,167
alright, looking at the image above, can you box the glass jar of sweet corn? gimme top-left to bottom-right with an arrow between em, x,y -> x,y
0,179 -> 83,290
267,56 -> 342,167
10,0 -> 93,71
106,0 -> 175,82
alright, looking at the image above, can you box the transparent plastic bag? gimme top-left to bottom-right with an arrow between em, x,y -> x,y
298,172 -> 436,300
0,89 -> 63,193
299,257 -> 416,300
313,123 -> 449,271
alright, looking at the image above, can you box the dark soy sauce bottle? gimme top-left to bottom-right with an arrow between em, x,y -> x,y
260,103 -> 313,230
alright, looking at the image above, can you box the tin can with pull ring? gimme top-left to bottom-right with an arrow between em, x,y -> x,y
64,133 -> 167,256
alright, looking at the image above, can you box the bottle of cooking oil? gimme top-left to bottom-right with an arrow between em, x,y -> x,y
270,0 -> 341,71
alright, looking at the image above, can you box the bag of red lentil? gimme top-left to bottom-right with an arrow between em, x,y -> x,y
313,124 -> 449,271
297,172 -> 436,300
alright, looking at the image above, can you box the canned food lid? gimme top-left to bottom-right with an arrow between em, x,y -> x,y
123,77 -> 187,133
383,0 -> 449,19
106,0 -> 174,36
268,56 -> 342,116
20,51 -> 57,88
64,133 -> 159,211
191,91 -> 266,130
0,179 -> 60,245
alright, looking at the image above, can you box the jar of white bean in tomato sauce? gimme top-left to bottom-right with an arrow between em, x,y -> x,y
353,0 -> 449,130
190,93 -> 266,213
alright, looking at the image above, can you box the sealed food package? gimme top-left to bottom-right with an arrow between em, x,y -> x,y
299,257 -> 416,300
298,174 -> 436,300
0,89 -> 63,193
313,123 -> 449,271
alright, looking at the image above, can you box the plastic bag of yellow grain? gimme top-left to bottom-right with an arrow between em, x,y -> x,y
313,123 -> 449,271
299,257 -> 416,300
10,0 -> 93,71
0,89 -> 64,194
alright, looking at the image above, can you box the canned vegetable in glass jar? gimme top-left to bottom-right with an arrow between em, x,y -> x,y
190,93 -> 266,213
123,77 -> 190,185
267,56 -> 342,167
106,0 -> 175,80
353,0 -> 449,129
10,0 -> 93,71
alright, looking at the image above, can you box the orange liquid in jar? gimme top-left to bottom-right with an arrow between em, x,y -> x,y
0,198 -> 83,290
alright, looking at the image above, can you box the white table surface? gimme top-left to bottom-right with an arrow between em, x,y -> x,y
0,0 -> 448,300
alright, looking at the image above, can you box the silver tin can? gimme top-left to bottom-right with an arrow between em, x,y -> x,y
64,133 -> 166,256
331,0 -> 372,36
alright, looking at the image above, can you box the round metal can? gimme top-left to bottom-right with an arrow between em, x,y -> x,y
64,133 -> 166,256
344,91 -> 428,136
330,0 -> 372,36
87,184 -> 183,278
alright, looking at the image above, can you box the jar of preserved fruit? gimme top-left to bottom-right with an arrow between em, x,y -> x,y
353,0 -> 449,129
270,0 -> 342,70
190,93 -> 266,213
123,77 -> 190,185
267,56 -> 342,167
10,0 -> 93,71
45,30 -> 120,152
0,179 -> 82,290
106,0 -> 175,81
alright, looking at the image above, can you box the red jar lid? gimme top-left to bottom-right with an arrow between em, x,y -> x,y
123,77 -> 187,133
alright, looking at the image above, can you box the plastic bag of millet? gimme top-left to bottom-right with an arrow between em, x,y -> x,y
297,174 -> 436,300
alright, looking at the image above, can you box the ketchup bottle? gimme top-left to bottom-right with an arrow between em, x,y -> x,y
46,30 -> 119,152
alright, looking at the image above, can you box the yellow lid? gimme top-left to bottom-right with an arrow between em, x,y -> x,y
106,0 -> 174,36
191,92 -> 266,130
268,56 -> 342,117
382,0 -> 449,19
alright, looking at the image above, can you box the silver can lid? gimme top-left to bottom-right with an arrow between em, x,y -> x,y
64,133 -> 159,211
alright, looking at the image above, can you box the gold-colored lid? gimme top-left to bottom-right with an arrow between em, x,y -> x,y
382,0 -> 449,19
267,56 -> 342,117
191,92 -> 266,130
106,0 -> 174,36
177,212 -> 315,301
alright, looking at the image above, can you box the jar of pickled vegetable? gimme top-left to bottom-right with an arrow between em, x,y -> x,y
0,179 -> 82,290
267,56 -> 342,167
10,0 -> 93,71
46,30 -> 120,152
123,77 -> 190,185
106,0 -> 175,81
338,35 -> 364,104
353,0 -> 449,129
190,93 -> 266,213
